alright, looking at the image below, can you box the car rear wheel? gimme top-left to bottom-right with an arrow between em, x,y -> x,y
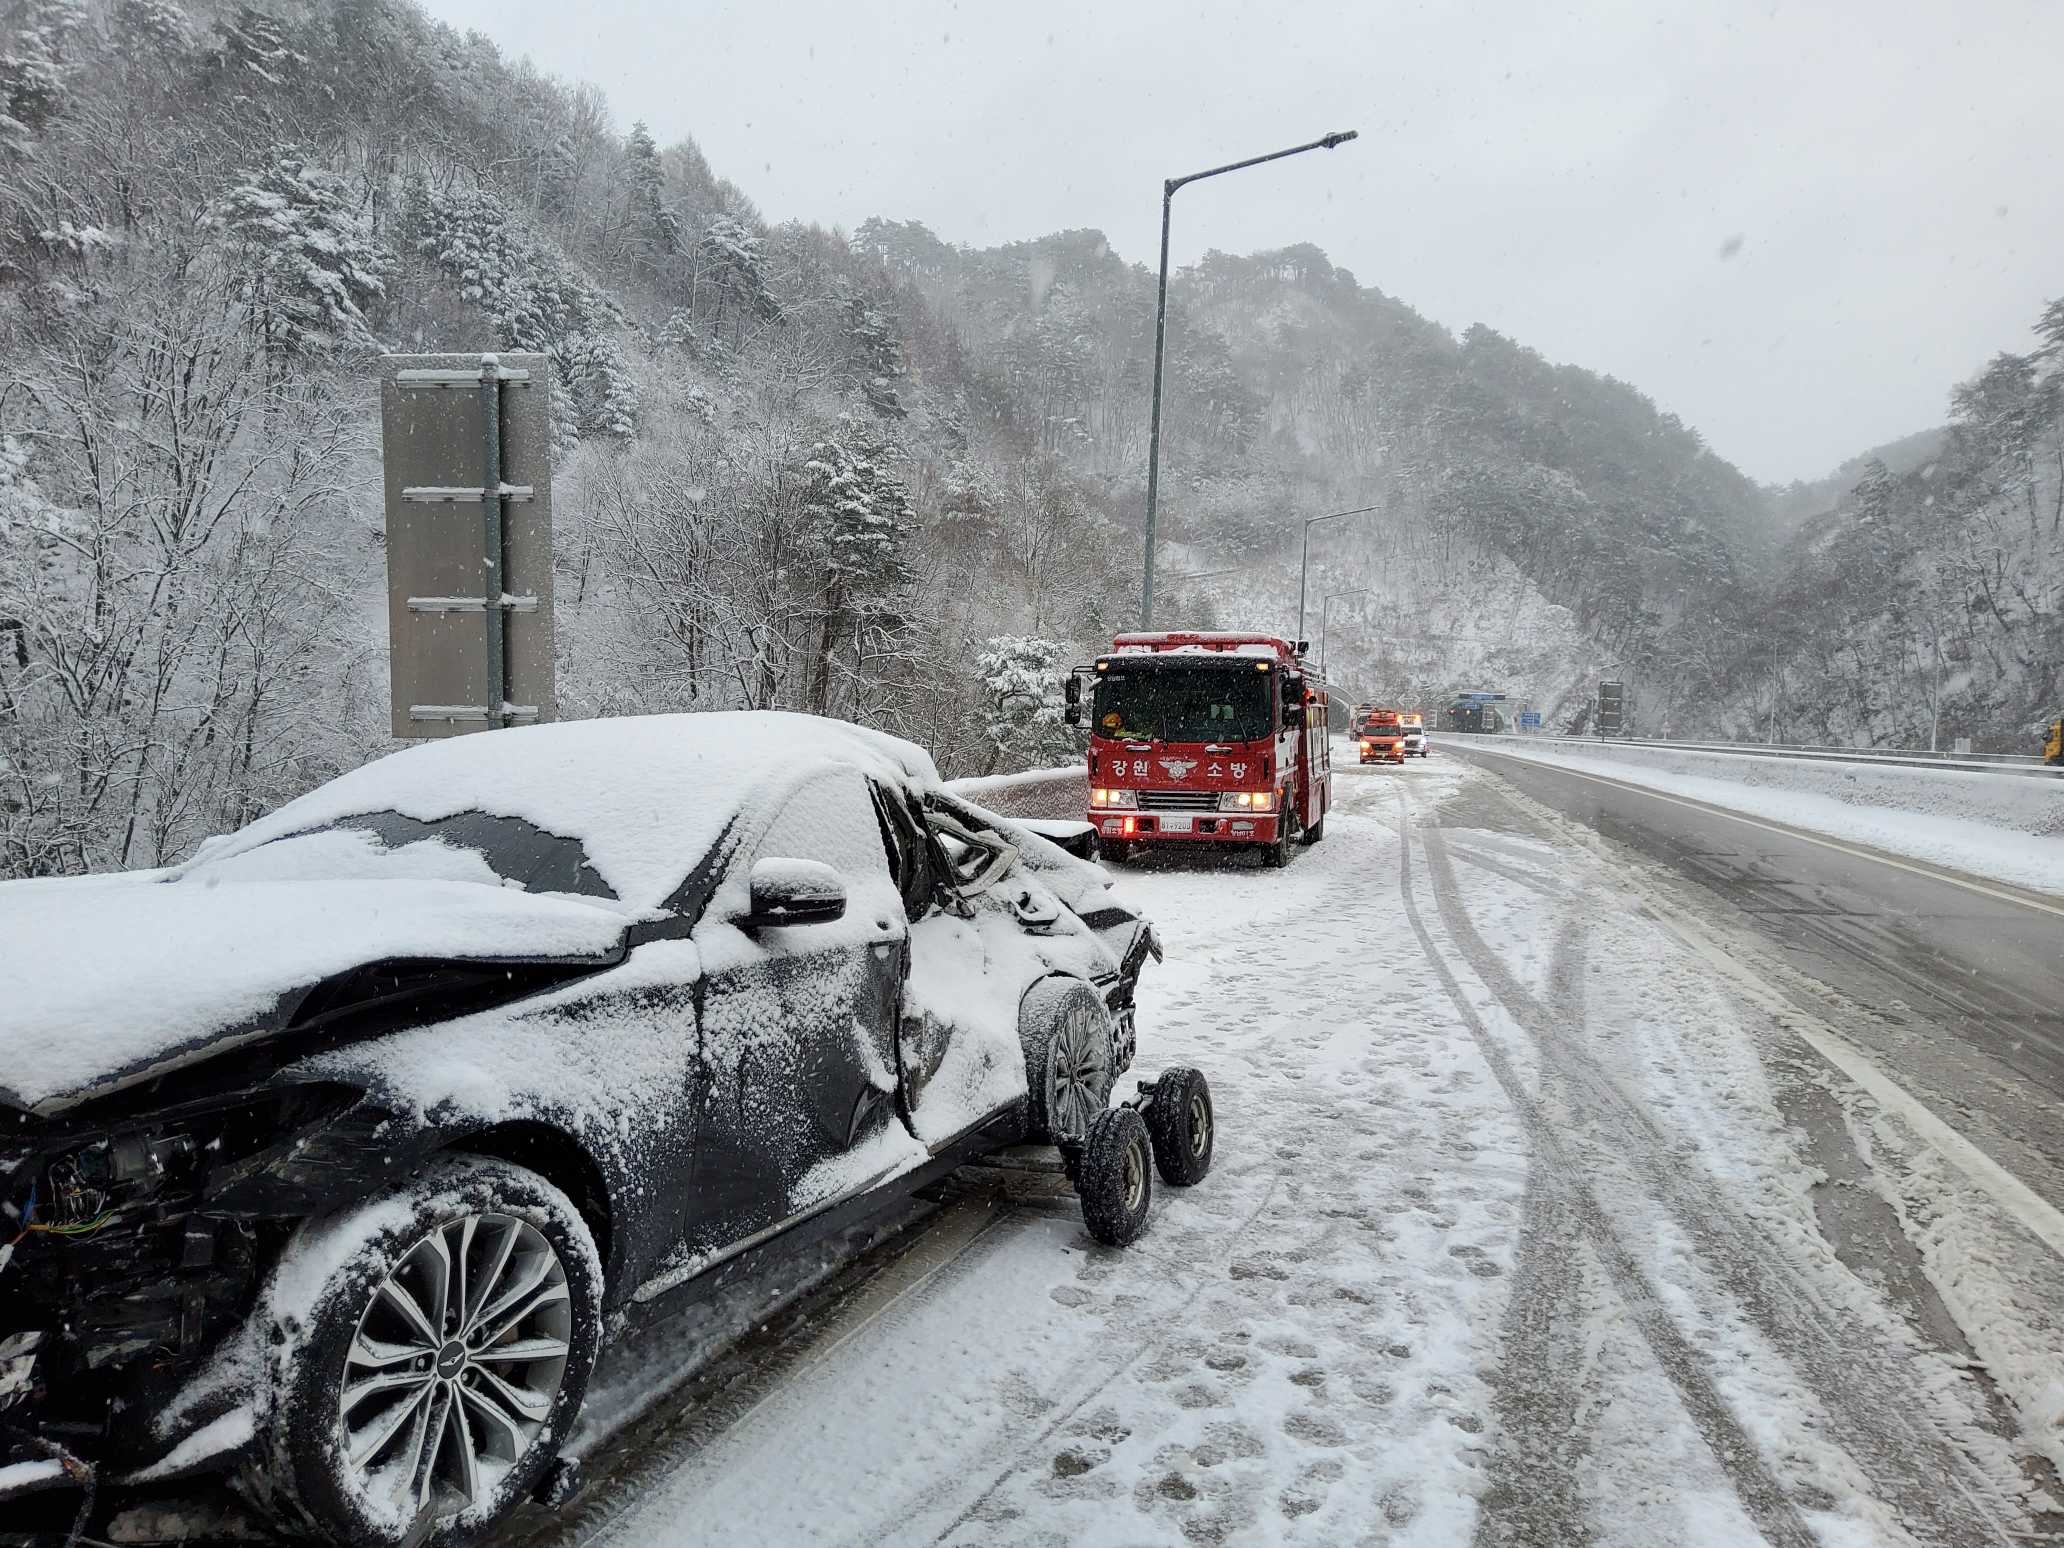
1077,1107 -> 1153,1247
1022,979 -> 1117,1144
1144,1067 -> 1215,1186
256,1157 -> 603,1547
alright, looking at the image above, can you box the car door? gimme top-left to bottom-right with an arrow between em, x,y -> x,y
686,768 -> 912,1257
894,796 -> 1117,1148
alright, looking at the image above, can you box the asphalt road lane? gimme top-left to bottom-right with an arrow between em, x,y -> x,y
1444,739 -> 2064,1213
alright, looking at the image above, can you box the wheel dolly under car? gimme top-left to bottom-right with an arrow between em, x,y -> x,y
951,1065 -> 1218,1246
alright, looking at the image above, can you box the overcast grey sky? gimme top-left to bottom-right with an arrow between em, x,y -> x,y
420,0 -> 2060,485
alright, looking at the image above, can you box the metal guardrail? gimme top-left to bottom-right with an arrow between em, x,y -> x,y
1462,732 -> 2064,781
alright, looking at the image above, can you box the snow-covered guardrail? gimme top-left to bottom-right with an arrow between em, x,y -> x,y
1503,733 -> 2059,780
944,765 -> 1087,821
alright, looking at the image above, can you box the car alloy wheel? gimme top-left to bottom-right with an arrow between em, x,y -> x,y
339,1212 -> 573,1521
1047,996 -> 1114,1142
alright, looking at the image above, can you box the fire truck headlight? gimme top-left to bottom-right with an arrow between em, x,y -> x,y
1091,788 -> 1137,809
1220,790 -> 1277,812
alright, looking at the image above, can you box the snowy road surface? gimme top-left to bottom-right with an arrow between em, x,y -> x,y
500,754 -> 2063,1548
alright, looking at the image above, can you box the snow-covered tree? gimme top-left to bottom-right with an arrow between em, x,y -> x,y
800,422 -> 914,716
623,120 -> 680,259
113,0 -> 193,58
844,293 -> 906,419
410,182 -> 639,454
976,635 -> 1076,774
211,152 -> 389,358
0,0 -> 82,158
212,3 -> 307,87
701,215 -> 782,344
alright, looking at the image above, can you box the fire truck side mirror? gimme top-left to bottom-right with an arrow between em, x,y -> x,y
1063,674 -> 1082,726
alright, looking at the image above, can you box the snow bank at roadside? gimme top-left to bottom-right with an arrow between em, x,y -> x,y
1468,739 -> 2064,898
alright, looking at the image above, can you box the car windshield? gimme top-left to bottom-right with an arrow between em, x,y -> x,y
1093,667 -> 1272,743
186,811 -> 618,900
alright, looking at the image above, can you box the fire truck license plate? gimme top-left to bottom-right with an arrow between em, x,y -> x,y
1160,815 -> 1194,833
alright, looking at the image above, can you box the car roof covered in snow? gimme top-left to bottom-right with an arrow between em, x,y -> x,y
189,712 -> 940,915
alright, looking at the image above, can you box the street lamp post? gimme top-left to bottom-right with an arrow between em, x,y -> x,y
1295,503 -> 1382,648
1318,588 -> 1373,676
1139,129 -> 1359,628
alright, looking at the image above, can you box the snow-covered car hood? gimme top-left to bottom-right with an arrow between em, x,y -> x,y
0,874 -> 628,1114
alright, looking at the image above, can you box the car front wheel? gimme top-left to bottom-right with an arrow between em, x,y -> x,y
256,1156 -> 603,1547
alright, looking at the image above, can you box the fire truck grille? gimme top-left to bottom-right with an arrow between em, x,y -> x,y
1138,790 -> 1219,812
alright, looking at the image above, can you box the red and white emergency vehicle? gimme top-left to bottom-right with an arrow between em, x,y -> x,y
1065,632 -> 1331,868
1357,708 -> 1406,765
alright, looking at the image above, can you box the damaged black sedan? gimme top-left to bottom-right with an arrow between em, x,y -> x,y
0,712 -> 1209,1544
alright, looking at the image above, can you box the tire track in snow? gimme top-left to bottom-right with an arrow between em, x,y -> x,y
1442,837 -> 1566,899
1414,788 -> 2021,1548
1470,914 -> 1598,1548
1391,788 -> 1823,1548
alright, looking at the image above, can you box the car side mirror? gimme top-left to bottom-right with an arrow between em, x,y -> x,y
744,857 -> 846,927
1063,674 -> 1082,727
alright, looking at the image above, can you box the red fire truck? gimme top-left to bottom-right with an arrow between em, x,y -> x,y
1064,631 -> 1331,868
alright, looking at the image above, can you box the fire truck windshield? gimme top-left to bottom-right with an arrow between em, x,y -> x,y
1092,667 -> 1272,744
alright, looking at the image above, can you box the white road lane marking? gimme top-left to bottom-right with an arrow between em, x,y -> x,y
1457,744 -> 2064,920
1651,906 -> 2064,1267
1461,756 -> 2064,1267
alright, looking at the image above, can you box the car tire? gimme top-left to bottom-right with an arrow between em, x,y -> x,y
255,1156 -> 603,1548
1264,827 -> 1289,867
1077,1107 -> 1153,1247
1022,978 -> 1118,1144
1144,1066 -> 1214,1186
1301,814 -> 1325,845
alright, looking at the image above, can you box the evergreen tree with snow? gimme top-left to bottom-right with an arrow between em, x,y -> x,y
624,121 -> 681,260
211,151 -> 389,361
976,635 -> 1076,773
800,421 -> 914,715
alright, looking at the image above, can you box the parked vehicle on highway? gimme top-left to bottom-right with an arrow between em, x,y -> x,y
0,713 -> 1208,1546
1402,713 -> 1428,757
1358,709 -> 1407,765
1065,631 -> 1331,868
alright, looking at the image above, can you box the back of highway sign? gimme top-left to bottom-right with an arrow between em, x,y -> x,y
378,353 -> 555,740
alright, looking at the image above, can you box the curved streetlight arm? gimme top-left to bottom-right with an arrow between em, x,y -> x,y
1140,129 -> 1359,628
1295,503 -> 1383,648
1317,587 -> 1374,676
1165,130 -> 1360,197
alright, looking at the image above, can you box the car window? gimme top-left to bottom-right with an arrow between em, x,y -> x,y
871,785 -> 935,921
756,770 -> 896,888
923,799 -> 1018,899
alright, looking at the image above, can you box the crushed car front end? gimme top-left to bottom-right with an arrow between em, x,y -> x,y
0,1081 -> 398,1501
